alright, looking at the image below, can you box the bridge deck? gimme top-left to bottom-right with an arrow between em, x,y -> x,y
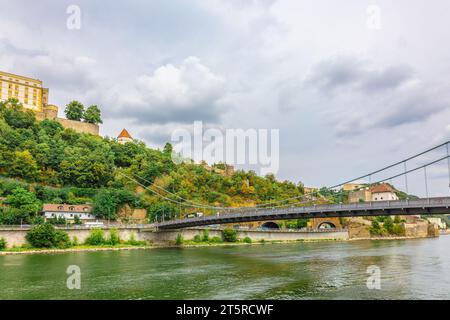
156,197 -> 450,229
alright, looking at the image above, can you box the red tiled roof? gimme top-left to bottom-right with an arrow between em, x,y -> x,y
370,183 -> 395,194
118,129 -> 132,139
42,204 -> 92,213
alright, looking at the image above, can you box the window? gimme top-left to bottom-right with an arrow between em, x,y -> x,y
69,206 -> 74,211
57,206 -> 63,210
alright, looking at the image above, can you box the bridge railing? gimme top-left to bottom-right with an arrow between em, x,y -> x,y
156,197 -> 450,227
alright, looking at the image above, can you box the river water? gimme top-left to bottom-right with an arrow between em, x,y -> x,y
1,236 -> 450,300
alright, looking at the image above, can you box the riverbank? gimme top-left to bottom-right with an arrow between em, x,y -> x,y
2,234 -> 436,256
0,236 -> 352,256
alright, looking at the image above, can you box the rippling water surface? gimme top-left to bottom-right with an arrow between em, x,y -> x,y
1,236 -> 450,299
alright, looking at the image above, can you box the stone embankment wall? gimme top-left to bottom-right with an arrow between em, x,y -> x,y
0,227 -> 349,248
347,217 -> 441,239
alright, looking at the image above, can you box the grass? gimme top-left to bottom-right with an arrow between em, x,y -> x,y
2,242 -> 149,253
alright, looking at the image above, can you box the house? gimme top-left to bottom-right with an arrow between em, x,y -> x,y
427,217 -> 447,230
118,129 -> 133,144
348,183 -> 399,203
0,71 -> 99,135
369,183 -> 399,201
42,204 -> 97,223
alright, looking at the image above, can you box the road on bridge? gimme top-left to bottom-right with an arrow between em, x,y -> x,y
155,197 -> 450,230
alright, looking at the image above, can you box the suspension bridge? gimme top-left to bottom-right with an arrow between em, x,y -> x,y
120,140 -> 450,230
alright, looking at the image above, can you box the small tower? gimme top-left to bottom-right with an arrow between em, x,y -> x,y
118,129 -> 133,145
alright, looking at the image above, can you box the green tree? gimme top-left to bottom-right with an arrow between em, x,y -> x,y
85,229 -> 106,245
9,150 -> 39,180
26,223 -> 70,248
0,238 -> 6,250
175,233 -> 184,245
92,190 -> 118,220
108,228 -> 120,245
370,220 -> 382,236
222,228 -> 238,242
383,216 -> 394,234
65,101 -> 85,121
83,105 -> 103,124
4,187 -> 41,217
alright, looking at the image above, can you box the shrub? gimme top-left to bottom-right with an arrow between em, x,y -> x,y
383,217 -> 394,233
370,220 -> 382,236
72,236 -> 79,246
193,234 -> 202,243
25,223 -> 70,248
32,216 -> 45,225
202,229 -> 209,242
210,236 -> 223,243
85,229 -> 106,245
26,223 -> 56,248
73,215 -> 82,225
222,228 -> 238,242
127,232 -> 139,245
0,238 -> 6,250
176,234 -> 184,245
54,231 -> 71,249
392,223 -> 406,236
243,237 -> 252,244
107,228 -> 120,246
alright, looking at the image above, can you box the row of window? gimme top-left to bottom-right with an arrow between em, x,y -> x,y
56,206 -> 90,212
0,75 -> 40,87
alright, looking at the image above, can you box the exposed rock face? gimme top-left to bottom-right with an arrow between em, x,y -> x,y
427,223 -> 440,237
404,220 -> 434,238
347,220 -> 371,239
117,205 -> 147,224
347,217 -> 440,239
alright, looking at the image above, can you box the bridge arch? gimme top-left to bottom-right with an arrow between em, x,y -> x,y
261,222 -> 280,230
317,222 -> 336,229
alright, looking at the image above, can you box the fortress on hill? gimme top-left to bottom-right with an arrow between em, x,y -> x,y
0,71 -> 99,135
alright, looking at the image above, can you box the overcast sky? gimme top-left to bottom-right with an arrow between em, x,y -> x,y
1,0 -> 450,196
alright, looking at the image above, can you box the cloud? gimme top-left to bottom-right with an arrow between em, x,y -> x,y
306,55 -> 414,95
111,56 -> 228,125
0,38 -> 97,92
302,55 -> 450,137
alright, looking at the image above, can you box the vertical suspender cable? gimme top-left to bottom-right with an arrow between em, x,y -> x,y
446,143 -> 450,190
404,161 -> 409,195
424,166 -> 429,198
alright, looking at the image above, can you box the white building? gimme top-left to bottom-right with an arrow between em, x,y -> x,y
42,204 -> 97,223
369,184 -> 399,201
117,129 -> 133,144
427,217 -> 447,230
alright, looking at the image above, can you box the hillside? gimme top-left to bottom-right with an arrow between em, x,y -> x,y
0,99 -> 306,224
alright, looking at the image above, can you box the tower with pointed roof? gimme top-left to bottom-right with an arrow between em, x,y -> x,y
117,129 -> 133,145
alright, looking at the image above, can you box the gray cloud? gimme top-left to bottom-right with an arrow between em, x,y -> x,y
306,56 -> 414,95
107,56 -> 229,125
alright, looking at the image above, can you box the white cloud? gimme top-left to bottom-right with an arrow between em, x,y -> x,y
111,56 -> 228,124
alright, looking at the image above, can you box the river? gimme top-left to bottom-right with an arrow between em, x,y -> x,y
1,236 -> 450,299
